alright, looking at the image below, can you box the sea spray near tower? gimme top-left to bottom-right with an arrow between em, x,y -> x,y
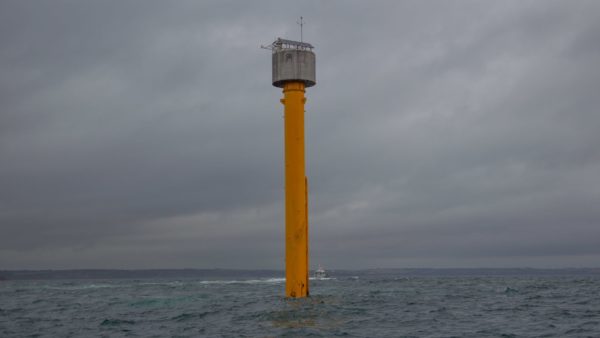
263,36 -> 316,298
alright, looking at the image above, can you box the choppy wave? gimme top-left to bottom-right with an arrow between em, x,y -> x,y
44,283 -> 126,290
2,275 -> 600,337
198,277 -> 286,285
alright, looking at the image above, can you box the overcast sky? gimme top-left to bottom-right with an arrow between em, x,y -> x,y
1,1 -> 599,270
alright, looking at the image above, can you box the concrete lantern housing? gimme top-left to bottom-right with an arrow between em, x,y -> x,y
270,38 -> 316,88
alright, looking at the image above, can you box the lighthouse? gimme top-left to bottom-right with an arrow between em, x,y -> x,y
264,37 -> 316,297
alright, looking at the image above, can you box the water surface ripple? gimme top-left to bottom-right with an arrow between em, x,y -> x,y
1,276 -> 600,337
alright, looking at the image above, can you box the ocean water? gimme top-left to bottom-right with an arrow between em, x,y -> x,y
2,274 -> 600,337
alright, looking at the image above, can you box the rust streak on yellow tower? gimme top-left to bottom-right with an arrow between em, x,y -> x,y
281,81 -> 309,297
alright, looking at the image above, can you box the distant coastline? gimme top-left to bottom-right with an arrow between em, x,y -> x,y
1,268 -> 600,280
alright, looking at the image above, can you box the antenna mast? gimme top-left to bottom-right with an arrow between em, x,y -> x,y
297,16 -> 304,43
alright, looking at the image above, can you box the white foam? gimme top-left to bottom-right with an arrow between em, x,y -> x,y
198,278 -> 285,285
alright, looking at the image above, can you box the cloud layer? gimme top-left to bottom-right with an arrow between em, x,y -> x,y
1,1 -> 599,269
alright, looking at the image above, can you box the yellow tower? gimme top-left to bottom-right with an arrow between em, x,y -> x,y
264,38 -> 316,297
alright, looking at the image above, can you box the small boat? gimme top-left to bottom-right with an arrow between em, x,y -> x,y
314,265 -> 328,279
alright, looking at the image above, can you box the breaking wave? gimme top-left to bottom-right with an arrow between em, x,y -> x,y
198,278 -> 286,285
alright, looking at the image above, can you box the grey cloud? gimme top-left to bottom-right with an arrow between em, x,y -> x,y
1,0 -> 599,269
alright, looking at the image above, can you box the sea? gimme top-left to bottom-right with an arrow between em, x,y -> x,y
1,269 -> 600,337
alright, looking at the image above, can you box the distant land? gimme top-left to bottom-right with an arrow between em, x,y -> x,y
1,268 -> 600,280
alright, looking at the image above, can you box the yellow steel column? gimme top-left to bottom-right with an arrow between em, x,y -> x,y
281,81 -> 309,298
